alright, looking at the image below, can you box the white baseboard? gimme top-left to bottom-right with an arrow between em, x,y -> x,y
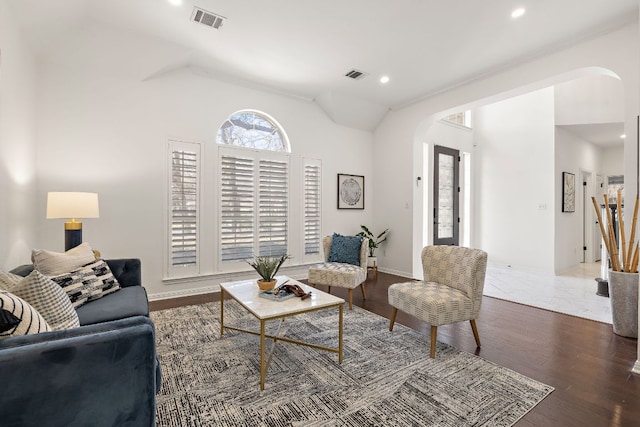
149,265 -> 413,301
149,267 -> 310,301
378,267 -> 414,280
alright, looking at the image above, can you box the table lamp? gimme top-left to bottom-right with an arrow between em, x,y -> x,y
46,192 -> 100,251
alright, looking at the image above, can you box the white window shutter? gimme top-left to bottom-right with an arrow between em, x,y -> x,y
220,154 -> 255,261
258,159 -> 288,256
168,140 -> 200,276
303,159 -> 321,257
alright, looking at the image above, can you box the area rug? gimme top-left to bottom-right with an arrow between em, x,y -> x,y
152,301 -> 553,426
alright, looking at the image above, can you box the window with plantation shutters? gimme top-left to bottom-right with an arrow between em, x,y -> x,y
168,140 -> 200,276
303,159 -> 321,257
164,110 -> 325,280
218,147 -> 289,264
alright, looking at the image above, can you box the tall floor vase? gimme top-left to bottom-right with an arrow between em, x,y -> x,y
608,270 -> 639,338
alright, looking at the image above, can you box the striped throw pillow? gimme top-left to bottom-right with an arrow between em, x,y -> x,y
0,291 -> 52,339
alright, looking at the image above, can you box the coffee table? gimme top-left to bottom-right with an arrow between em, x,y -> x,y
220,276 -> 344,390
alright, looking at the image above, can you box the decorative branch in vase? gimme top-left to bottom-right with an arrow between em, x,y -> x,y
591,191 -> 639,273
591,190 -> 639,338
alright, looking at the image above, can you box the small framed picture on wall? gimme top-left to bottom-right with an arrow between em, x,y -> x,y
337,174 -> 364,209
562,172 -> 575,213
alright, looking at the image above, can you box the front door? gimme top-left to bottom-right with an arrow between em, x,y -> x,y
433,145 -> 460,246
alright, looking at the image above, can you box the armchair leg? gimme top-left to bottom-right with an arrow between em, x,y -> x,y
360,282 -> 367,300
327,286 -> 331,294
347,289 -> 353,310
470,319 -> 481,348
430,326 -> 438,358
389,308 -> 398,331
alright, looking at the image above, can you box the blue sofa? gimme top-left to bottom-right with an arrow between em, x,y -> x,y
0,259 -> 161,427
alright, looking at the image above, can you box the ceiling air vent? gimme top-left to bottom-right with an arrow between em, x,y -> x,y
345,69 -> 367,80
191,7 -> 226,29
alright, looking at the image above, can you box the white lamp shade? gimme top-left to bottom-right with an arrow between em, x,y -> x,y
46,192 -> 100,219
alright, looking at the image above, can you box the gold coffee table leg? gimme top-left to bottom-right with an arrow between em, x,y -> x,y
260,319 -> 266,390
220,288 -> 225,336
338,304 -> 343,364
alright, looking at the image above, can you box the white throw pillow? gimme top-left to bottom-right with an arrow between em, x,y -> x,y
0,291 -> 52,339
5,270 -> 79,330
32,242 -> 96,276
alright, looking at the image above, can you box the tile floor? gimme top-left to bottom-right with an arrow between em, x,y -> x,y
483,262 -> 612,324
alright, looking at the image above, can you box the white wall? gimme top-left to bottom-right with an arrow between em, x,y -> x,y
554,127 -> 602,273
473,88 -> 556,272
0,2 -> 38,270
31,24 -> 373,298
374,23 -> 638,278
555,75 -> 625,125
601,145 -> 625,178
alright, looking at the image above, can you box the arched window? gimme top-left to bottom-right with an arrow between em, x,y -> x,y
217,110 -> 290,152
216,110 -> 294,266
165,110 -> 322,279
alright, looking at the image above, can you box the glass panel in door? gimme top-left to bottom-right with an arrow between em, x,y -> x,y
434,145 -> 459,246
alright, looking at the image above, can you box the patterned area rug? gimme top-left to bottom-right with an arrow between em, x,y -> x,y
152,301 -> 553,426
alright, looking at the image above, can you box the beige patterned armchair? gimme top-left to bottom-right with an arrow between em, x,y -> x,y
308,235 -> 368,310
388,245 -> 488,358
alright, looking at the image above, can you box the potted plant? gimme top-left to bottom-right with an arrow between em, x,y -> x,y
246,254 -> 291,290
356,225 -> 389,257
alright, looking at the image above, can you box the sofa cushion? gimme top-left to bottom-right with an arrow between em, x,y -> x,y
76,286 -> 149,325
4,270 -> 79,330
32,242 -> 96,276
0,291 -> 52,339
327,233 -> 363,266
50,259 -> 121,308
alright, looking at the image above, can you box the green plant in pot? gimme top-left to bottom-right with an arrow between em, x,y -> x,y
356,225 -> 389,257
246,254 -> 291,290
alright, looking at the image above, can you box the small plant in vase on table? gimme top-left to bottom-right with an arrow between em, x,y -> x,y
246,254 -> 291,290
356,225 -> 389,278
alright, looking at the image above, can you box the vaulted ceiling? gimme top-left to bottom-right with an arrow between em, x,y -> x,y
7,0 -> 639,131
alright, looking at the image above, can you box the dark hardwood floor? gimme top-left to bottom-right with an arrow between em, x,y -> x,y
150,271 -> 640,426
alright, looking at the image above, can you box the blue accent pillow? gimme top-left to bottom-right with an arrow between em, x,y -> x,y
328,233 -> 363,266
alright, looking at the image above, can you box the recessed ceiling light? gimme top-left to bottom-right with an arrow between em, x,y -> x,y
380,75 -> 390,84
168,0 -> 183,6
511,8 -> 526,18
621,134 -> 627,139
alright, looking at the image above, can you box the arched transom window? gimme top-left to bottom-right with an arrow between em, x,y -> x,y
217,110 -> 290,152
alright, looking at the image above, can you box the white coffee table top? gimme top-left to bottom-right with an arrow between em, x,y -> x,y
220,276 -> 344,320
